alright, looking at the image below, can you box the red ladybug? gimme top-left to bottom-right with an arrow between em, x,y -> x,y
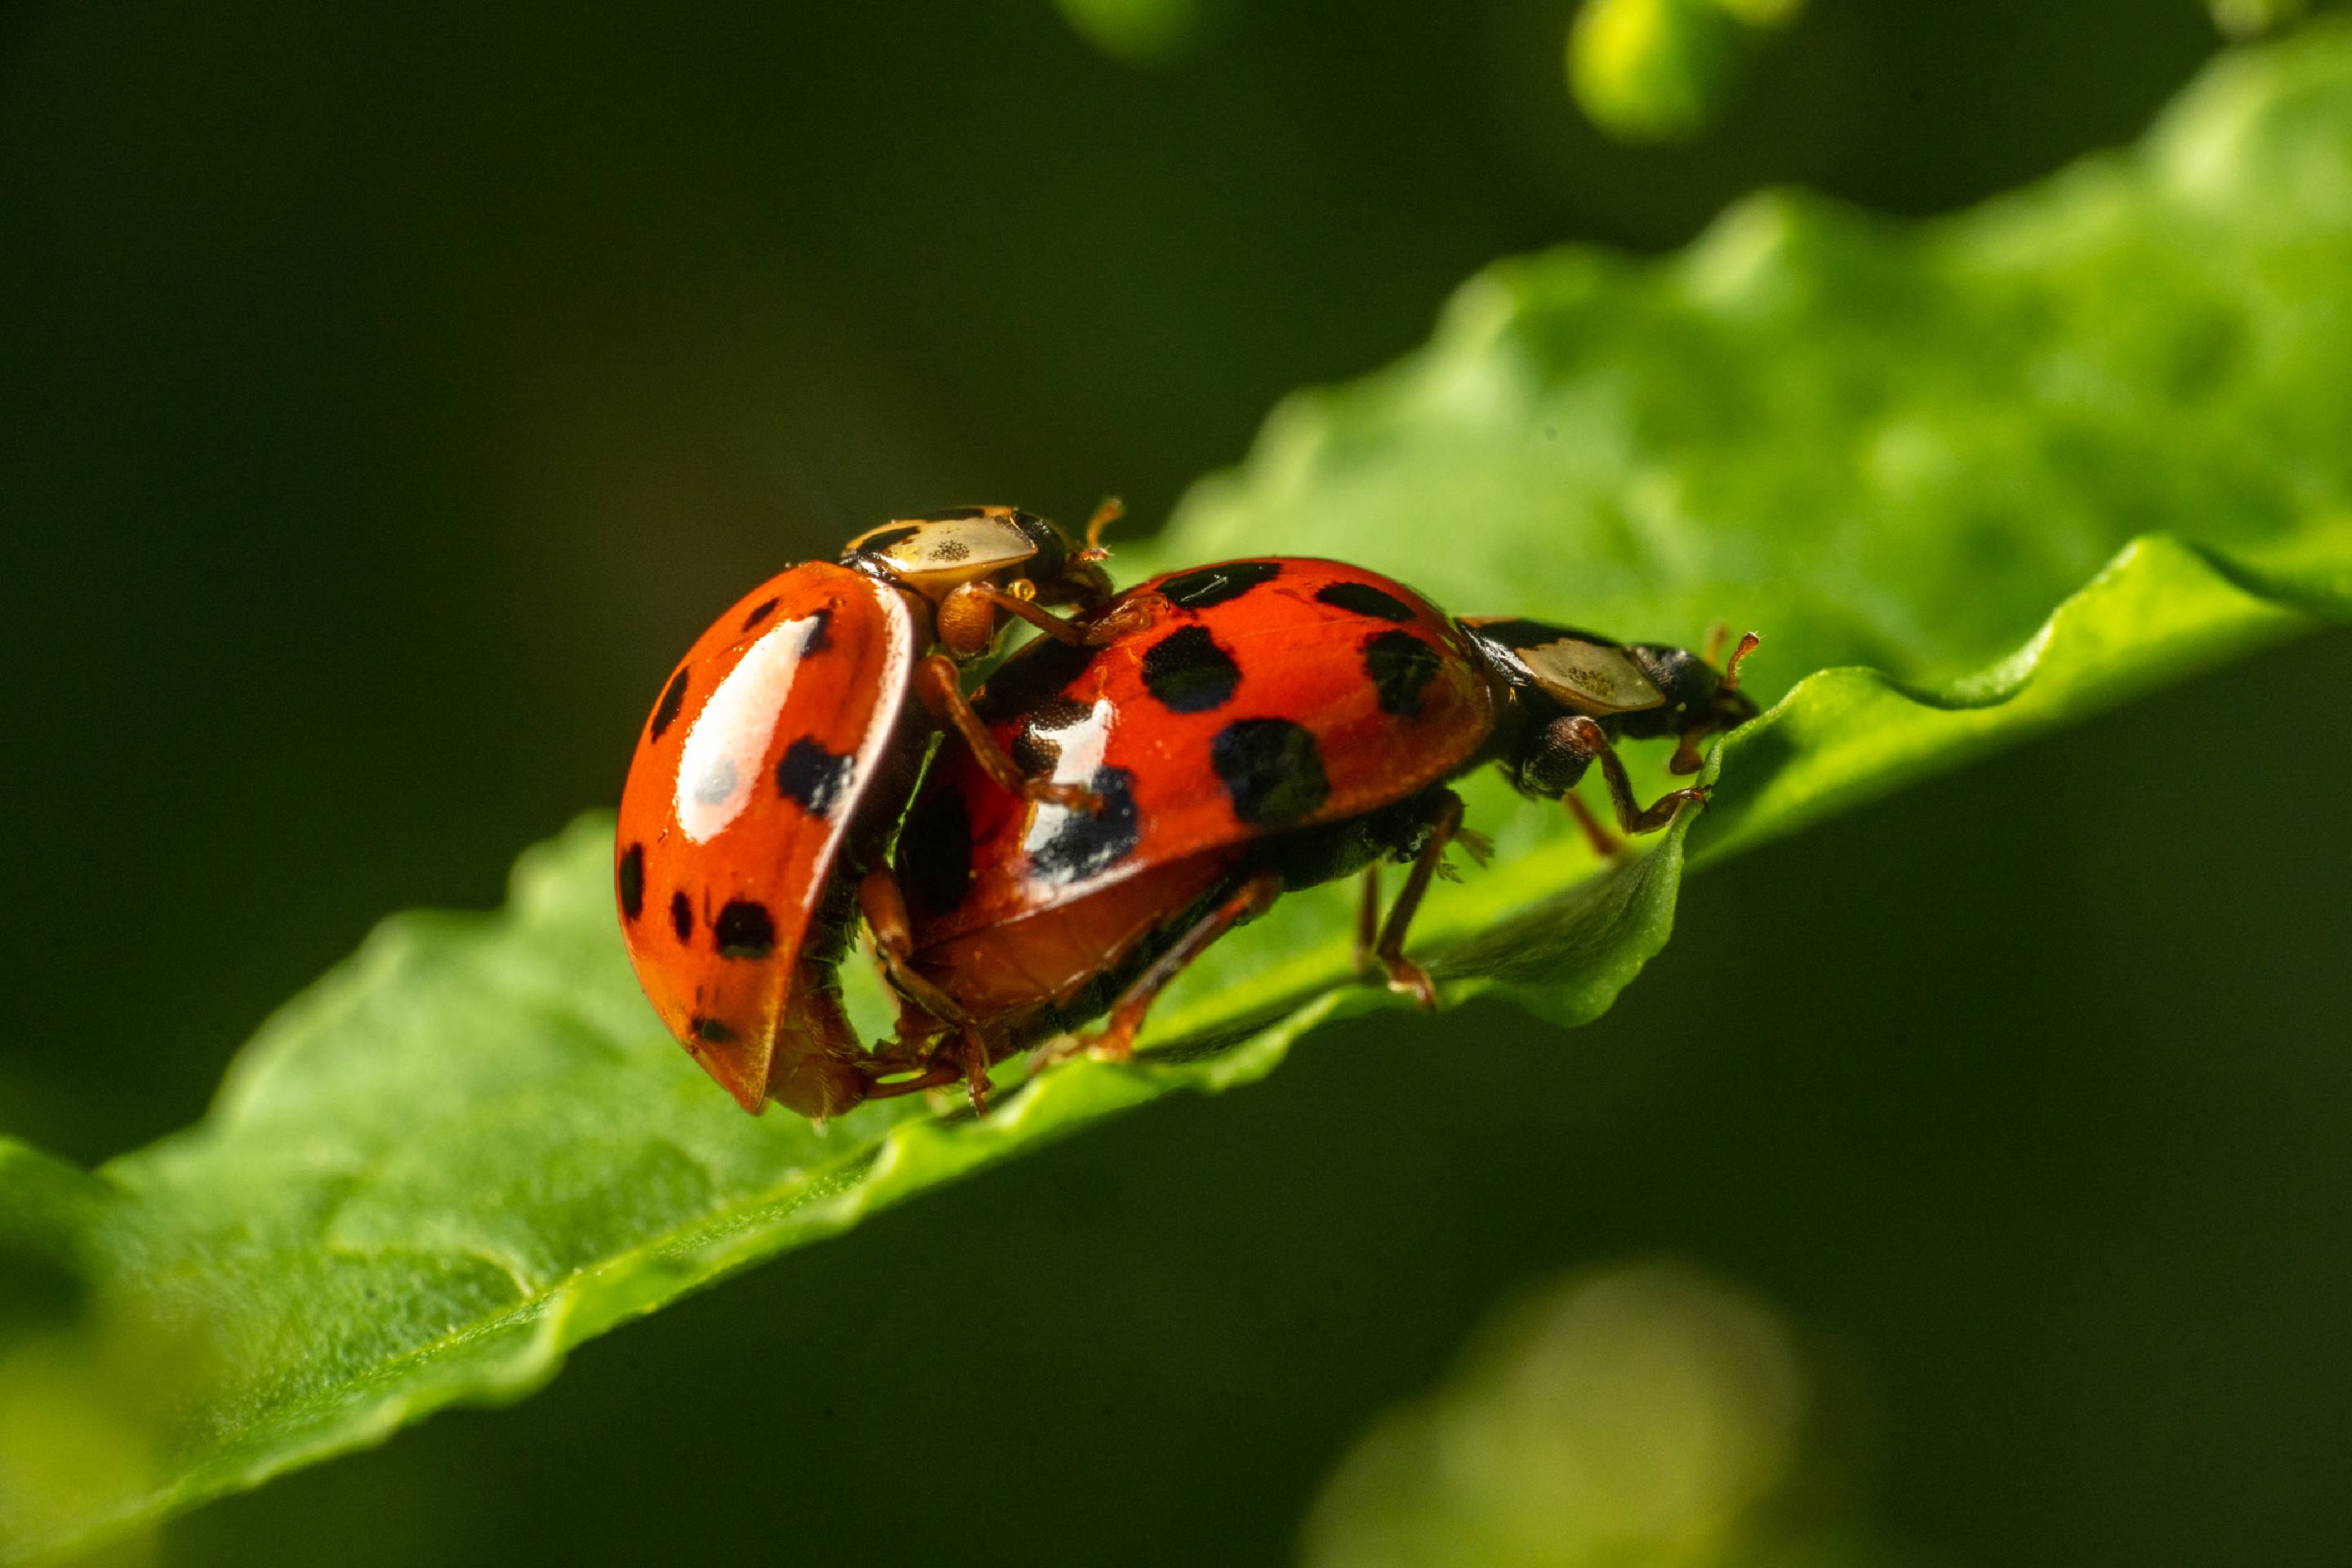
886,556 -> 1758,1094
614,504 -> 1139,1118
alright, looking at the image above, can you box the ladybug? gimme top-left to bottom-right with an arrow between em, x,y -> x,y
614,503 -> 1144,1118
885,556 -> 1759,1094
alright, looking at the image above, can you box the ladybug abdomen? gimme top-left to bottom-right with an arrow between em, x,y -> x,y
906,849 -> 1239,1035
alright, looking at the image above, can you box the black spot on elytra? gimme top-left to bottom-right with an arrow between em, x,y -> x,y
853,525 -> 919,555
715,898 -> 777,960
800,608 -> 831,655
1028,766 -> 1141,884
1158,559 -> 1281,610
974,636 -> 1098,725
1010,695 -> 1090,777
648,666 -> 691,742
1315,580 -> 1416,622
898,786 -> 973,917
1364,630 -> 1446,718
691,1015 -> 737,1045
1211,719 -> 1330,827
775,736 -> 854,817
1140,626 -> 1241,714
617,844 -> 645,920
670,891 -> 694,942
740,596 -> 781,633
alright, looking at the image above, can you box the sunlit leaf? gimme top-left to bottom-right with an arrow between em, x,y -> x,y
1300,1263 -> 1873,1568
1054,0 -> 1221,68
1566,0 -> 1806,143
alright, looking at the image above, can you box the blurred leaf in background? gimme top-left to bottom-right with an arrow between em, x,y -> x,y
1568,0 -> 1807,142
2212,0 -> 2310,40
1301,1262 -> 1879,1568
1054,0 -> 1228,67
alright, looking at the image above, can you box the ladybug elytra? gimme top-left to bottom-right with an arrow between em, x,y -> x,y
882,556 -> 1760,1098
613,503 -> 1142,1118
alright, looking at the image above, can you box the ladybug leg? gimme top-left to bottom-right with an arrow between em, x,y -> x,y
1075,871 -> 1284,1062
953,581 -> 1156,648
857,868 -> 998,1112
956,582 -> 1090,646
953,1027 -> 992,1116
858,988 -> 955,1096
1352,866 -> 1381,973
764,983 -> 880,1123
913,653 -> 1102,813
868,1025 -> 991,1112
1364,790 -> 1469,1009
857,869 -> 965,1027
1563,791 -> 1623,858
857,989 -> 970,1104
862,1055 -> 964,1101
1558,716 -> 1709,835
934,581 -> 1005,659
879,964 -> 951,1053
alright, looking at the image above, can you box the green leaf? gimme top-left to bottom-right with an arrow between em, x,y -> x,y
1053,0 -> 1223,68
9,24 -> 2352,1561
1300,1263 -> 1873,1567
1567,0 -> 1806,144
2212,0 -> 2309,42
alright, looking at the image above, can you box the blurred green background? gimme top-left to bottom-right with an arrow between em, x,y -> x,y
6,2 -> 2347,1562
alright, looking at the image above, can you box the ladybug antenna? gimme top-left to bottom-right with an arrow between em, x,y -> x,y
1721,630 -> 1762,692
1077,496 -> 1123,561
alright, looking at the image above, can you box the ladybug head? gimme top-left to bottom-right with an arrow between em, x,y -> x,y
1022,497 -> 1120,612
1615,632 -> 1762,773
843,503 -> 1120,662
842,503 -> 1117,610
1461,617 -> 1762,793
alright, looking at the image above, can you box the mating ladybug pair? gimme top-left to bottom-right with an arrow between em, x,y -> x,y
616,506 -> 1759,1120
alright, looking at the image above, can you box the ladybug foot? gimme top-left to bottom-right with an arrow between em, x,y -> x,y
1650,784 -> 1711,826
1435,826 -> 1496,883
1080,1028 -> 1138,1062
1079,598 -> 1159,645
1034,1028 -> 1132,1071
1375,956 -> 1440,1010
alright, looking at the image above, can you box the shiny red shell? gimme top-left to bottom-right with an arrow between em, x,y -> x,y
896,557 -> 1494,961
615,561 -> 915,1111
